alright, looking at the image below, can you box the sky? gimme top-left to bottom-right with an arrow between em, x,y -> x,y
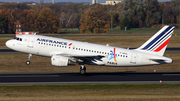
0,0 -> 171,3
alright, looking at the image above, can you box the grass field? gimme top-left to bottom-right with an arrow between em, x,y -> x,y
0,84 -> 180,100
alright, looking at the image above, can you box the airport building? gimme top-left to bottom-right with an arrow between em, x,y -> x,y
92,0 -> 98,4
100,1 -> 121,5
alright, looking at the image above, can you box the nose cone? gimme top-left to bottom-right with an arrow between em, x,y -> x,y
5,40 -> 13,49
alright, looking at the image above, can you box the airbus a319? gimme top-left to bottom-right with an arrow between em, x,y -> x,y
6,26 -> 175,74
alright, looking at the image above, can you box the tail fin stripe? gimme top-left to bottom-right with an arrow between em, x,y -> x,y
150,32 -> 173,51
148,28 -> 174,51
154,38 -> 171,52
150,33 -> 171,51
142,26 -> 173,50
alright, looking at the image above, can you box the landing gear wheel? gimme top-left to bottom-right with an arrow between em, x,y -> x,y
80,66 -> 86,75
26,61 -> 30,65
26,54 -> 32,65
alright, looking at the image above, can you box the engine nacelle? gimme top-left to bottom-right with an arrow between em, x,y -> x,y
51,55 -> 76,67
51,55 -> 69,67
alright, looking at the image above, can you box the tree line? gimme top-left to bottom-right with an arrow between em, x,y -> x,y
0,0 -> 179,34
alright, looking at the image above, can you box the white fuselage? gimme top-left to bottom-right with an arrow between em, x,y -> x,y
6,34 -> 172,67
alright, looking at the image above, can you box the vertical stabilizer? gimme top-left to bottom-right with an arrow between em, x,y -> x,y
136,26 -> 175,56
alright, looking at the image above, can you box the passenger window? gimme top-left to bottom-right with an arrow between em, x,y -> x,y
20,38 -> 22,41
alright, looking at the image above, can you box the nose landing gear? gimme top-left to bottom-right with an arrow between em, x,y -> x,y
26,54 -> 32,65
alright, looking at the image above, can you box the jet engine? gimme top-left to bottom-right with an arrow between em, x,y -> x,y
51,55 -> 76,67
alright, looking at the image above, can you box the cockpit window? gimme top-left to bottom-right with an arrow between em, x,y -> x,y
14,37 -> 22,41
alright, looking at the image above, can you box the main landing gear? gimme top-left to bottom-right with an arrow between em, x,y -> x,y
26,54 -> 32,65
80,65 -> 86,75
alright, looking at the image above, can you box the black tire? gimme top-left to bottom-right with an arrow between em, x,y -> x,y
26,61 -> 30,65
80,69 -> 85,75
80,66 -> 86,75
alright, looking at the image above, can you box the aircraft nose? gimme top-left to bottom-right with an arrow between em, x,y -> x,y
5,40 -> 13,48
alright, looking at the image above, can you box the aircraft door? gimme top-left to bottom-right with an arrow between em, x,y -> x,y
130,53 -> 137,64
28,37 -> 35,48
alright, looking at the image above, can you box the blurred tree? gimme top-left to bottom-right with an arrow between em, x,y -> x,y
0,14 -> 6,33
11,8 -> 23,21
80,8 -> 110,33
118,0 -> 147,28
0,3 -> 30,10
0,9 -> 15,33
161,2 -> 174,24
145,0 -> 161,27
19,10 -> 38,31
171,0 -> 180,24
36,8 -> 60,33
120,17 -> 130,30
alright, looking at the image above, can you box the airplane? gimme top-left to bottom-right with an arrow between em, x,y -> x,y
5,26 -> 174,74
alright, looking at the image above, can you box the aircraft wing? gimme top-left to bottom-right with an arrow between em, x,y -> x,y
60,53 -> 104,59
60,54 -> 105,64
50,51 -> 105,64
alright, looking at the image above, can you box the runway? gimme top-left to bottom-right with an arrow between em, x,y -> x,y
0,72 -> 180,85
0,48 -> 180,53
